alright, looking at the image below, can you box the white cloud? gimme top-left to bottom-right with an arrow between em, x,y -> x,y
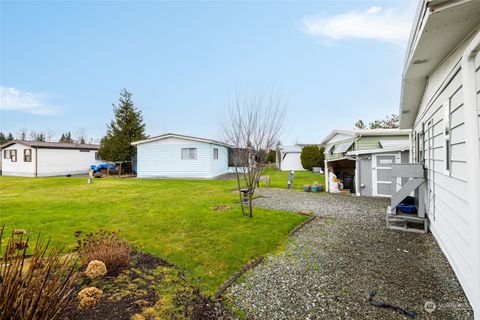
0,86 -> 60,115
302,6 -> 414,45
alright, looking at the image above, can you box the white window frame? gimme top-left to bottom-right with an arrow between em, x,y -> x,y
4,149 -> 11,159
181,148 -> 197,160
213,148 -> 219,160
443,99 -> 451,175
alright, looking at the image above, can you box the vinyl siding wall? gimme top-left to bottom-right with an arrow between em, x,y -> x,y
210,145 -> 229,177
411,38 -> 474,304
1,144 -> 99,176
1,143 -> 36,176
136,138 -> 228,178
37,148 -> 99,176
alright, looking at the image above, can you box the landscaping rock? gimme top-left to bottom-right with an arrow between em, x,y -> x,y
228,188 -> 473,319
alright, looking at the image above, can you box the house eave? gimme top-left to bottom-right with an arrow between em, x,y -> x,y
131,133 -> 234,148
399,0 -> 480,129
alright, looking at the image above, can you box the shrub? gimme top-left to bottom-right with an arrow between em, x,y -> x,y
77,287 -> 103,310
85,260 -> 107,279
76,230 -> 130,273
266,149 -> 276,163
300,145 -> 324,170
0,226 -> 77,320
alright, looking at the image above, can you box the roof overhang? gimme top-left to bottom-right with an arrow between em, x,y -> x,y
320,130 -> 356,145
0,140 -> 99,150
131,133 -> 233,148
347,147 -> 409,156
399,0 -> 480,129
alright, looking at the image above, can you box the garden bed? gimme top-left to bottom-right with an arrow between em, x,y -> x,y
62,251 -> 233,320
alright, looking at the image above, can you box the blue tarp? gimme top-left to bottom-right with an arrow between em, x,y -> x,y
90,163 -> 116,173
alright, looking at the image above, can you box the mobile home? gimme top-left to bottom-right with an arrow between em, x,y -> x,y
400,0 -> 480,316
132,133 -> 231,179
0,140 -> 100,177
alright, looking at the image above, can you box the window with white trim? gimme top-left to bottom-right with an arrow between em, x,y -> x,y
181,148 -> 197,160
10,149 -> 17,162
213,148 -> 219,160
3,150 -> 10,159
24,149 -> 32,162
444,99 -> 451,174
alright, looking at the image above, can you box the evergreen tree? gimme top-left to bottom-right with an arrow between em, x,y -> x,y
59,132 -> 73,143
35,133 -> 45,142
0,132 -> 6,145
300,145 -> 323,170
98,89 -> 146,162
7,133 -> 14,141
65,132 -> 73,143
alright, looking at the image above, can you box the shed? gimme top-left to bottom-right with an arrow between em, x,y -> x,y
321,129 -> 410,197
132,133 -> 231,179
276,145 -> 305,171
0,140 -> 100,177
399,0 -> 480,315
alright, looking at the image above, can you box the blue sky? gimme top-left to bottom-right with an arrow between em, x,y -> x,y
0,0 -> 416,144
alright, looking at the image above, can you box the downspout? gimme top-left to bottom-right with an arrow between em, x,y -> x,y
35,147 -> 38,177
409,132 -> 413,163
461,29 -> 480,318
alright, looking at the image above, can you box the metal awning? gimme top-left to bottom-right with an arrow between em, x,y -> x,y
379,140 -> 410,150
334,141 -> 354,153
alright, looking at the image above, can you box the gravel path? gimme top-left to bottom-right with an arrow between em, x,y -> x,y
227,189 -> 473,320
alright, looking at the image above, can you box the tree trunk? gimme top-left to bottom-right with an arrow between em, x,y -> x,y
234,167 -> 245,216
248,193 -> 253,218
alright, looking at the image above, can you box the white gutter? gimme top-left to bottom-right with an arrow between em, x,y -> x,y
461,28 -> 480,318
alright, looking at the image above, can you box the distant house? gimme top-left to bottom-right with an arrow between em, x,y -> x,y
321,129 -> 410,196
132,133 -> 231,179
276,145 -> 305,171
399,1 -> 480,315
0,140 -> 100,177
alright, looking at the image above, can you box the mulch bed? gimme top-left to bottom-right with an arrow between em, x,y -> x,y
61,251 -> 232,320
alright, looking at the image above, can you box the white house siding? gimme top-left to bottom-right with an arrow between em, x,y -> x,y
476,52 -> 480,137
210,145 -> 229,177
1,143 -> 36,176
136,138 -> 228,179
36,148 -> 99,176
412,40 -> 474,303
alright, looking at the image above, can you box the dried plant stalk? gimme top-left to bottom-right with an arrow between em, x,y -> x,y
0,226 -> 78,320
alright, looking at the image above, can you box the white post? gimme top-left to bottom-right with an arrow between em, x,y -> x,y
355,158 -> 360,196
324,160 -> 329,192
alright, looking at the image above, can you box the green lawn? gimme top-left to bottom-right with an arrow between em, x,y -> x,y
0,176 -> 306,294
261,167 -> 325,190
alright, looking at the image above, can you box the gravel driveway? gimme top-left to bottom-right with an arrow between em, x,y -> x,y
227,189 -> 473,320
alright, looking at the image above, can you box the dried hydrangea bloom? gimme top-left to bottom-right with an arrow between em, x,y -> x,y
85,260 -> 107,279
78,287 -> 103,309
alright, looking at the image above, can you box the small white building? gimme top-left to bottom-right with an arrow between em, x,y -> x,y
132,133 -> 231,179
400,1 -> 480,317
0,140 -> 100,177
277,145 -> 305,171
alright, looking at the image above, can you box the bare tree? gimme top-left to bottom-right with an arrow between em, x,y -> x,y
76,128 -> 87,144
46,129 -> 55,142
222,89 -> 287,217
